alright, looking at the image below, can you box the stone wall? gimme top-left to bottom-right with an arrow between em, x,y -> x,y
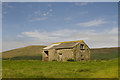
56,49 -> 74,61
73,42 -> 90,61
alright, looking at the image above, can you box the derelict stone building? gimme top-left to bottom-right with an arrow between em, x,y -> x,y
42,40 -> 90,61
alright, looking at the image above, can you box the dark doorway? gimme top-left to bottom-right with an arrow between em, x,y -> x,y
44,51 -> 49,61
44,51 -> 48,56
81,59 -> 84,60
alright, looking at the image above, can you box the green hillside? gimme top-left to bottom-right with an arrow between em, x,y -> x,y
2,45 -> 46,60
2,46 -> 118,60
91,47 -> 118,60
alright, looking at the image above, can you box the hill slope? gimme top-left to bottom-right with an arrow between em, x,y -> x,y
2,45 -> 46,60
91,47 -> 118,60
2,46 -> 118,60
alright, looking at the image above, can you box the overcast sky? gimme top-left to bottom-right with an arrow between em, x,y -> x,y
2,2 -> 118,51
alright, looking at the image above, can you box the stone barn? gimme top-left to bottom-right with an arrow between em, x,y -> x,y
42,40 -> 90,61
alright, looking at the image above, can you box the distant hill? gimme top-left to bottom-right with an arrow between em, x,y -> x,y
91,47 -> 118,60
2,45 -> 46,60
2,46 -> 118,60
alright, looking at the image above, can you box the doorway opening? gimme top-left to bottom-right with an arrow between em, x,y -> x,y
81,59 -> 84,61
44,51 -> 48,56
44,51 -> 49,61
59,53 -> 62,61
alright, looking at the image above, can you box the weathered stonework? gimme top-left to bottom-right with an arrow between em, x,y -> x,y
42,40 -> 90,61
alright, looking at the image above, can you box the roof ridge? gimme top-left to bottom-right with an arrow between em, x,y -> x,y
53,40 -> 83,44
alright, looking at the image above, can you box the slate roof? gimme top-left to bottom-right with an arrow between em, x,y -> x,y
43,40 -> 83,49
51,42 -> 79,49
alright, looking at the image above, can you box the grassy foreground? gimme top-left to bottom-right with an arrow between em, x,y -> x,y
2,58 -> 118,78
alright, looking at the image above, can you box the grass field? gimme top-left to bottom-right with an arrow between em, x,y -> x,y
2,58 -> 118,78
2,46 -> 119,78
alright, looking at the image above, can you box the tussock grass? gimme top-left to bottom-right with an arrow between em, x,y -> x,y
2,58 -> 118,78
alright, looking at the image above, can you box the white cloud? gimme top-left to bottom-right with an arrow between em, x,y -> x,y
49,9 -> 53,12
34,10 -> 41,16
33,9 -> 53,17
21,30 -> 50,39
30,17 -> 47,22
76,19 -> 108,27
17,35 -> 23,38
3,3 -> 13,8
29,8 -> 53,22
64,17 -> 72,21
2,3 -> 14,15
43,13 -> 47,16
3,27 -> 118,51
20,29 -> 74,40
75,2 -> 88,6
108,27 -> 118,34
17,27 -> 118,48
